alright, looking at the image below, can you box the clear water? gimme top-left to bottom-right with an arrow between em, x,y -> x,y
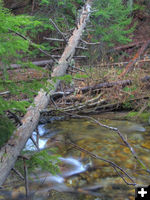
1,113 -> 150,200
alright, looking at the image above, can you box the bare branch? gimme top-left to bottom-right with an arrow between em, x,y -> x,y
60,140 -> 136,186
0,91 -> 10,96
30,136 -> 40,151
80,39 -> 100,45
49,18 -> 68,43
119,40 -> 150,78
7,110 -> 22,125
72,114 -> 150,173
43,37 -> 65,42
23,159 -> 29,198
9,29 -> 58,63
12,168 -> 24,180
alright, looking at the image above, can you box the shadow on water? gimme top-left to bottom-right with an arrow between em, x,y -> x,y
1,113 -> 150,200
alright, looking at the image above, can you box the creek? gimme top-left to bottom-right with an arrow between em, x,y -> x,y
1,112 -> 150,200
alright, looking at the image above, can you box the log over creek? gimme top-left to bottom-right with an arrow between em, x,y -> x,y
0,0 -> 94,186
0,0 -> 150,199
0,112 -> 150,200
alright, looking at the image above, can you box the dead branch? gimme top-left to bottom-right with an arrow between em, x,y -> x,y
0,91 -> 10,96
7,56 -> 86,70
56,139 -> 136,186
30,136 -> 40,151
9,29 -> 58,63
69,65 -> 86,72
5,60 -> 53,70
108,40 -> 148,53
52,55 -> 87,59
70,114 -> 150,173
23,159 -> 29,198
75,96 -> 150,114
62,93 -> 105,112
43,37 -> 65,42
66,75 -> 150,94
7,110 -> 22,126
119,40 -> 150,78
12,168 -> 24,180
80,39 -> 101,45
96,58 -> 150,68
31,0 -> 35,12
42,76 -> 150,101
49,18 -> 68,43
66,79 -> 132,94
72,77 -> 85,81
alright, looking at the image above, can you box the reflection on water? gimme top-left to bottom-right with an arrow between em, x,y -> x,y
1,113 -> 150,200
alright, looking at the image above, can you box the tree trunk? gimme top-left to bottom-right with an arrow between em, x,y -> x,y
0,0 -> 94,186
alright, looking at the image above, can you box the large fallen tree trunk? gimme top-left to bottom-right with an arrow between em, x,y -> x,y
63,75 -> 150,95
48,75 -> 150,100
0,0 -> 94,186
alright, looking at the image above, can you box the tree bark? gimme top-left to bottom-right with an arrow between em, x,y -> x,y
9,60 -> 53,69
119,40 -> 150,78
6,56 -> 87,70
0,0 -> 94,186
48,75 -> 150,99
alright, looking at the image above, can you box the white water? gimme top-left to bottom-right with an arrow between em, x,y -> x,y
60,157 -> 87,177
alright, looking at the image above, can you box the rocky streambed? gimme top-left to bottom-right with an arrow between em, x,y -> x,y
1,112 -> 150,200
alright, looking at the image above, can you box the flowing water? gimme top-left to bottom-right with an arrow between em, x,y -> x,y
1,113 -> 150,200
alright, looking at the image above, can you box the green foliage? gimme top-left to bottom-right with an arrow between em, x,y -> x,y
123,86 -> 137,99
54,74 -> 73,84
127,111 -> 137,118
0,77 -> 48,114
0,0 -> 48,115
0,116 -> 15,148
126,112 -> 150,123
38,0 -> 84,29
27,149 -> 60,174
0,1 -> 32,64
0,97 -> 30,114
92,0 -> 135,46
122,101 -> 132,109
73,73 -> 88,79
123,86 -> 137,93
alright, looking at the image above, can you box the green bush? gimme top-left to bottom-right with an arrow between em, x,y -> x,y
0,116 -> 15,148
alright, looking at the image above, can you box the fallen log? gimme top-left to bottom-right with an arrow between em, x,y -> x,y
9,60 -> 54,69
0,0 -> 94,186
95,58 -> 150,68
108,40 -> 148,53
119,40 -> 150,78
42,95 -> 150,116
6,56 -> 87,70
66,79 -> 133,94
49,75 -> 150,99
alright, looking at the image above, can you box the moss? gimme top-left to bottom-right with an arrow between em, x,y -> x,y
0,116 -> 15,148
126,112 -> 137,118
125,111 -> 150,123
